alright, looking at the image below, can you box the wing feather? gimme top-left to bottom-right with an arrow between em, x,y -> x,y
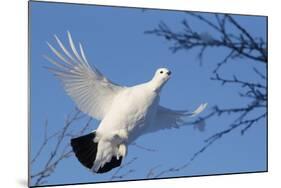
45,32 -> 125,120
145,103 -> 207,133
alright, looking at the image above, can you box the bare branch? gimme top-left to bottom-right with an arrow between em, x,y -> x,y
110,157 -> 138,180
131,142 -> 157,152
31,109 -> 93,186
146,12 -> 267,178
146,13 -> 268,67
146,165 -> 162,178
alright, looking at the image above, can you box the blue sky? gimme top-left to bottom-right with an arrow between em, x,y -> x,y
29,1 -> 267,186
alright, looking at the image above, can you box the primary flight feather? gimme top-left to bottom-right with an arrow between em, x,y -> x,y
45,32 -> 207,173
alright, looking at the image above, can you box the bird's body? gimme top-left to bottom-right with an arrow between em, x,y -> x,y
96,83 -> 159,144
46,32 -> 207,173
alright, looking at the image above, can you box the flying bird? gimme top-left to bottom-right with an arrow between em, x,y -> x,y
45,32 -> 207,173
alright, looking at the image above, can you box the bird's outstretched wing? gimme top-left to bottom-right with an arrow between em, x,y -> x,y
145,103 -> 208,134
45,32 -> 125,120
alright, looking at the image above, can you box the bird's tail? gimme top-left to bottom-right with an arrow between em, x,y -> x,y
70,132 -> 122,173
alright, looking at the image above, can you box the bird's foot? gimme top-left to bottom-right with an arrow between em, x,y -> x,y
117,144 -> 127,160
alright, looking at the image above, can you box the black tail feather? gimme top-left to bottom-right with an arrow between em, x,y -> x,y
96,156 -> 123,173
71,132 -> 97,169
70,132 -> 123,173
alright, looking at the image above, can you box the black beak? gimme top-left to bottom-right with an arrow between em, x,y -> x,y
167,71 -> 172,76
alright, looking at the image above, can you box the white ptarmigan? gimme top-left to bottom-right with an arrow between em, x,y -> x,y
45,32 -> 207,173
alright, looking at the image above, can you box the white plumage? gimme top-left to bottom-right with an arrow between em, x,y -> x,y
46,32 -> 207,173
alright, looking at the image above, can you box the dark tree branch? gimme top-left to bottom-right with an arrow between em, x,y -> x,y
146,13 -> 268,70
31,109 -> 93,186
110,157 -> 138,180
188,12 -> 222,32
253,67 -> 266,80
131,142 -> 157,152
146,165 -> 162,178
148,109 -> 266,178
145,12 -> 267,178
213,49 -> 235,74
31,120 -> 60,164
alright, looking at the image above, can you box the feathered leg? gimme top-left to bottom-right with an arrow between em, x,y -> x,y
70,131 -> 123,173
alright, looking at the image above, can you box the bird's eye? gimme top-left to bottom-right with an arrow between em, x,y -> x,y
160,71 -> 163,74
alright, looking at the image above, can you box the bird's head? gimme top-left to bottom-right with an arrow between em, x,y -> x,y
150,68 -> 172,92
